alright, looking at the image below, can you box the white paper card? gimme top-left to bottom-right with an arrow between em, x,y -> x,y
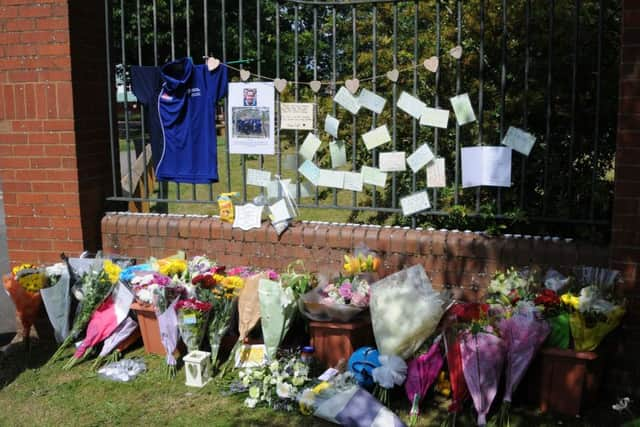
266,180 -> 281,199
502,126 -> 536,156
461,146 -> 512,187
450,93 -> 476,125
358,88 -> 386,114
343,171 -> 364,192
298,159 -> 321,186
246,168 -> 272,187
228,82 -> 275,155
318,368 -> 339,382
426,158 -> 446,188
233,203 -> 264,230
362,125 -> 391,150
420,107 -> 450,129
334,87 -> 361,115
299,133 -> 322,160
269,199 -> 292,223
397,91 -> 427,119
318,169 -> 345,189
379,152 -> 406,172
280,103 -> 315,130
288,181 -> 314,198
361,166 -> 387,187
283,154 -> 299,170
329,141 -> 347,168
406,144 -> 435,173
324,115 -> 340,138
400,191 -> 431,216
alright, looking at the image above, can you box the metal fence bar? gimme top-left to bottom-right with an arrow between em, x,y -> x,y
476,0 -> 484,213
275,3 -> 282,179
170,0 -> 175,60
257,0 -> 264,173
432,0 -> 440,210
351,5 -> 358,208
411,0 -> 419,229
222,0 -> 231,193
543,0 -> 555,216
186,0 -> 197,201
590,0 -> 604,221
391,2 -> 398,210
105,0 -> 117,197
331,6 -> 337,207
454,0 -> 462,205
371,5 -> 378,209
312,5 -> 318,206
497,0 -> 507,215
136,0 -> 150,201
568,0 -> 581,215
204,0 -> 214,202
294,5 -> 300,196
119,0 -> 134,198
239,0 -> 247,203
520,0 -> 530,210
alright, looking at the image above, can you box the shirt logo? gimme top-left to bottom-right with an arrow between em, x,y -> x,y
161,93 -> 172,100
187,87 -> 201,97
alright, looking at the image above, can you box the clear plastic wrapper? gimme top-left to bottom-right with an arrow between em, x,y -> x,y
98,358 -> 146,382
298,286 -> 365,323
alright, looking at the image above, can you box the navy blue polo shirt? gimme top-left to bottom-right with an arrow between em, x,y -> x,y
156,57 -> 228,183
131,66 -> 164,170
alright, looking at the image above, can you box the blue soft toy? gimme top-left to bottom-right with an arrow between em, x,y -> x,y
348,346 -> 381,389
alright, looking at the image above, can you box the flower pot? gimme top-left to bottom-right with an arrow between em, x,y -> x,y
130,302 -> 165,355
309,316 -> 375,369
537,347 -> 602,416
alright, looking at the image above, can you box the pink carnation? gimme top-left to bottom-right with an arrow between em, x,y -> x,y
338,282 -> 353,300
350,292 -> 369,308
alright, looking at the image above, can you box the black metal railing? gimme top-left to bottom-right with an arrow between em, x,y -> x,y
105,0 -> 620,240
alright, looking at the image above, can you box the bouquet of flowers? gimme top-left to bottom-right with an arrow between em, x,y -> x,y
342,250 -> 381,277
92,316 -> 139,368
49,259 -> 120,363
487,267 -> 537,307
535,288 -> 570,348
259,278 -> 297,361
560,267 -> 625,351
369,265 -> 445,359
299,275 -> 371,322
157,297 -> 180,378
298,372 -> 406,427
3,263 -> 47,348
234,355 -> 312,411
371,354 -> 407,406
404,339 -> 444,426
176,298 -> 212,353
130,272 -> 172,305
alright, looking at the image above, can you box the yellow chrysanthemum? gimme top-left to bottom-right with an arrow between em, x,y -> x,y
159,259 -> 187,277
103,260 -> 122,284
17,271 -> 47,292
560,293 -> 580,310
312,381 -> 330,395
213,274 -> 226,284
12,263 -> 34,276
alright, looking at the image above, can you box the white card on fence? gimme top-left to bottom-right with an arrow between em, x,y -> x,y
362,125 -> 391,150
283,154 -> 299,170
426,158 -> 446,188
246,168 -> 272,187
266,180 -> 281,199
334,87 -> 361,115
379,151 -> 406,172
358,88 -> 387,114
406,144 -> 435,173
299,133 -> 322,160
361,166 -> 388,187
269,199 -> 293,223
420,107 -> 450,129
325,114 -> 340,138
343,171 -> 364,192
461,146 -> 512,187
298,159 -> 321,186
233,203 -> 264,230
450,93 -> 476,125
318,169 -> 345,189
397,91 -> 427,119
329,141 -> 347,168
280,103 -> 315,130
288,181 -> 314,198
502,126 -> 536,156
400,191 -> 431,216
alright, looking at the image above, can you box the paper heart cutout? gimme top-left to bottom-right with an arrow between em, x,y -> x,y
309,80 -> 322,93
386,69 -> 399,82
240,69 -> 251,81
449,45 -> 463,59
345,78 -> 360,94
274,78 -> 288,93
207,57 -> 220,71
423,56 -> 439,73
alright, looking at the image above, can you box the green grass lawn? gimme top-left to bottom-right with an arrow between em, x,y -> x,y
0,337 -> 633,427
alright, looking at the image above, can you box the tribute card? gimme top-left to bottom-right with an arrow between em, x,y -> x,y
318,169 -> 345,189
361,166 -> 388,187
246,168 -> 272,187
342,171 -> 364,192
279,102 -> 315,130
501,126 -> 536,156
461,146 -> 512,187
269,199 -> 293,223
420,107 -> 450,129
329,141 -> 347,168
324,114 -> 340,138
397,91 -> 427,119
406,144 -> 435,173
450,93 -> 476,126
400,191 -> 431,216
299,133 -> 322,160
334,87 -> 361,115
298,159 -> 321,186
358,88 -> 387,114
233,203 -> 264,230
426,158 -> 446,188
379,152 -> 407,172
362,125 -> 391,150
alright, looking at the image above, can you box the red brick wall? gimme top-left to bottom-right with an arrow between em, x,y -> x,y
0,0 -> 113,265
607,0 -> 640,397
101,213 -> 609,300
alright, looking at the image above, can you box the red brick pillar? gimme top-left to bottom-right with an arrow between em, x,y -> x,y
609,0 -> 640,397
0,1 -> 114,264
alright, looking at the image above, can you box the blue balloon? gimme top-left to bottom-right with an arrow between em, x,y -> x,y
348,346 -> 381,389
